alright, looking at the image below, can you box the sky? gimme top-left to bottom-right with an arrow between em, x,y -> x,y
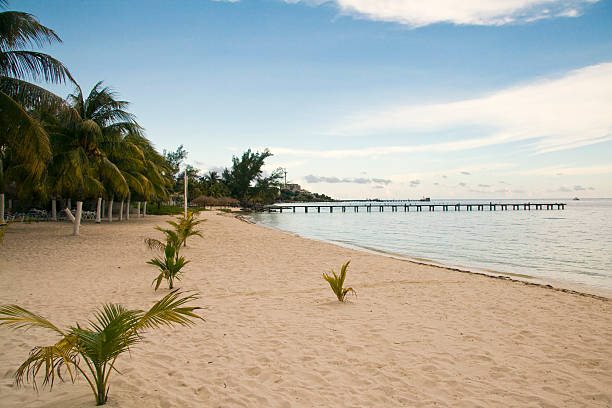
17,0 -> 612,199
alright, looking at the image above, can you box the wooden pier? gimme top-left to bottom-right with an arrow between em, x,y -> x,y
265,202 -> 566,213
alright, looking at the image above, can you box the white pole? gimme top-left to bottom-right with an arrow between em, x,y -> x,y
143,201 -> 147,217
184,170 -> 188,218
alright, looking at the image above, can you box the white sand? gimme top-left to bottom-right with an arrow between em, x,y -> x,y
0,212 -> 610,407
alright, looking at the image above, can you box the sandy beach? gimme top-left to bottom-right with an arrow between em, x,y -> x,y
0,212 -> 610,407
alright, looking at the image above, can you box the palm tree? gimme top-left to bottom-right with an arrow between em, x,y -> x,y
0,290 -> 202,406
44,82 -> 141,233
147,243 -> 190,290
0,0 -> 74,221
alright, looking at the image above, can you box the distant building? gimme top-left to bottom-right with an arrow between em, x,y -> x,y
283,183 -> 301,192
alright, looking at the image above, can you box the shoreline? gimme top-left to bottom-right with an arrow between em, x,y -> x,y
1,213 -> 611,407
248,215 -> 612,301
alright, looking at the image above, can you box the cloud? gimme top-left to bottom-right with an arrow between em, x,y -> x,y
372,185 -> 385,189
284,0 -> 597,27
433,182 -> 439,186
304,175 -> 392,184
557,186 -> 572,192
461,171 -> 471,175
459,182 -> 467,187
372,178 -> 392,185
325,62 -> 612,156
441,175 -> 447,179
516,164 -> 612,176
478,184 -> 491,188
573,185 -> 590,191
409,179 -> 420,187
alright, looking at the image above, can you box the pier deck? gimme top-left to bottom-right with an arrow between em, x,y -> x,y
264,202 -> 566,213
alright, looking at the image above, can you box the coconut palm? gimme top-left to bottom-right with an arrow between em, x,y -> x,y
0,290 -> 202,406
169,211 -> 204,247
0,0 -> 74,221
147,243 -> 190,290
322,261 -> 356,302
43,82 -> 143,233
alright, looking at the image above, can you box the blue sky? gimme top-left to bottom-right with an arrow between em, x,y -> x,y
18,0 -> 612,199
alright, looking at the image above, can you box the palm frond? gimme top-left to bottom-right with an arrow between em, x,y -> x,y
0,304 -> 64,335
0,10 -> 62,50
0,90 -> 51,179
14,337 -> 78,390
144,237 -> 165,251
0,76 -> 68,111
0,50 -> 73,83
137,290 -> 203,330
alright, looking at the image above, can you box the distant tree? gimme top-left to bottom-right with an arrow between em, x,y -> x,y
163,145 -> 187,181
222,149 -> 282,206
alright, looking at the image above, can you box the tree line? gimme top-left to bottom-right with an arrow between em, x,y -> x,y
0,2 -> 283,231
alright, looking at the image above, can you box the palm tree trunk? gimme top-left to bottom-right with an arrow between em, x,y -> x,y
101,200 -> 105,217
137,201 -> 141,217
51,199 -> 57,221
143,201 -> 147,217
95,196 -> 102,223
73,201 -> 82,236
67,198 -> 71,211
119,200 -> 124,221
0,193 -> 4,223
64,207 -> 74,221
108,198 -> 113,222
126,195 -> 130,220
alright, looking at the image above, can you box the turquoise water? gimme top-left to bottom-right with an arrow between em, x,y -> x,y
252,198 -> 612,294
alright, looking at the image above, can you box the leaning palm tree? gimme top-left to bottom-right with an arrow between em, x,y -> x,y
0,0 -> 74,221
0,290 -> 202,406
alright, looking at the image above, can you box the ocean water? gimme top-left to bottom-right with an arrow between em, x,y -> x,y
252,198 -> 612,294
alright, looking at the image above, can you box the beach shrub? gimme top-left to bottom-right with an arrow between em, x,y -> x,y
147,242 -> 190,290
0,291 -> 202,406
322,261 -> 356,302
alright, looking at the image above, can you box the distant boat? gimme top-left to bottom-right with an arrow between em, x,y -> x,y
573,197 -> 580,201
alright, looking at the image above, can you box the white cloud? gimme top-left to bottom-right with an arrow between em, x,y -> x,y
516,164 -> 612,176
285,0 -> 597,27
332,62 -> 612,155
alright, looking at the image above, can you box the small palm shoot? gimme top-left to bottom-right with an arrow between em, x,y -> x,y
168,211 -> 205,247
144,226 -> 182,251
147,243 -> 189,290
322,261 -> 357,302
0,291 -> 202,406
